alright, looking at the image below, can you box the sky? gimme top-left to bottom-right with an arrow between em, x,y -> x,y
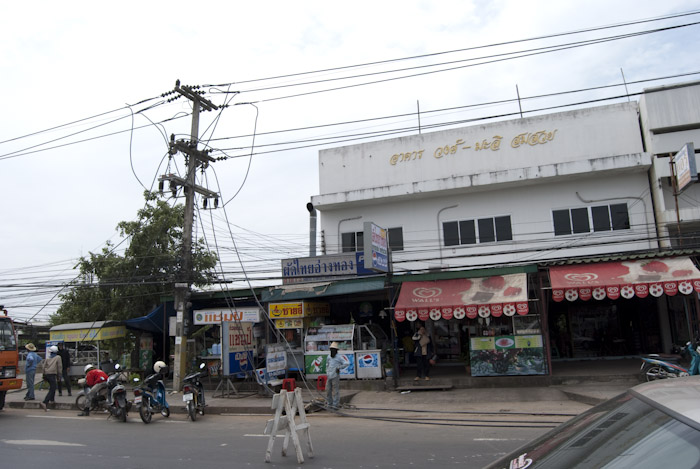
2,0 -> 700,323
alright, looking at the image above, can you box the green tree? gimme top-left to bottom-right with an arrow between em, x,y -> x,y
51,191 -> 218,324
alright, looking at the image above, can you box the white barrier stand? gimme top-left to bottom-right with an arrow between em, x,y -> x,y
264,388 -> 313,464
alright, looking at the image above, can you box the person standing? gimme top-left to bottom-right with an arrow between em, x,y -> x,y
326,342 -> 349,410
24,343 -> 41,401
56,342 -> 72,397
413,326 -> 434,381
40,345 -> 62,412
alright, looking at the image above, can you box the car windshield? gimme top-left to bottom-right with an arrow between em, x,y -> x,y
0,320 -> 17,351
490,392 -> 700,469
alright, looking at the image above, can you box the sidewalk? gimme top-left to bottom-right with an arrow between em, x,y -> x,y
4,358 -> 643,414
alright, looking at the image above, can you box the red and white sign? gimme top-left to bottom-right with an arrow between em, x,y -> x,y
550,258 -> 700,302
394,275 -> 530,321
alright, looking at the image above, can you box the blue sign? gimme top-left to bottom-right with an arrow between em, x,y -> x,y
227,351 -> 254,375
340,353 -> 355,376
363,222 -> 389,273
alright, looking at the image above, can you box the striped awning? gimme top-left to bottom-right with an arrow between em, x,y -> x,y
549,257 -> 700,301
394,274 -> 529,322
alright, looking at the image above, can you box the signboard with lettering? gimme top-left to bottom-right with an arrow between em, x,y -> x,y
673,142 -> 697,193
269,302 -> 330,320
221,321 -> 255,376
281,253 -> 374,284
193,307 -> 261,325
363,222 -> 389,272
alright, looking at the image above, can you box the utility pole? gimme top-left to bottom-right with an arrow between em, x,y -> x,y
159,80 -> 219,390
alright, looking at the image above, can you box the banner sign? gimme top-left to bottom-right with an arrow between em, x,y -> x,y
281,253 -> 374,284
673,142 -> 697,193
193,307 -> 261,325
265,344 -> 287,377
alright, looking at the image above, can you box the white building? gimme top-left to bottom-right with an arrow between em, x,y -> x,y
310,81 -> 700,367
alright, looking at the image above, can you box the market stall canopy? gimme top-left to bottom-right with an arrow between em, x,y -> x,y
394,274 -> 529,322
549,257 -> 700,302
50,320 -> 126,342
124,304 -> 175,334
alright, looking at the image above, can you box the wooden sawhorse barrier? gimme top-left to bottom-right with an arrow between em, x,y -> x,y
264,388 -> 314,464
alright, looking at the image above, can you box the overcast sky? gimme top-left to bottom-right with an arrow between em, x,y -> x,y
2,0 -> 699,323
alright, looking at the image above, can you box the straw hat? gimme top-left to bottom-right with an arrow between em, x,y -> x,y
25,343 -> 37,351
330,342 -> 339,349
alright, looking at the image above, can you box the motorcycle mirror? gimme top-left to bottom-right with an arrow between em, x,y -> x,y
133,377 -> 140,383
114,363 -> 121,371
200,363 -> 206,370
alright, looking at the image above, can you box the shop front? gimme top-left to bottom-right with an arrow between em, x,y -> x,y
548,257 -> 700,358
268,301 -> 331,374
393,273 -> 547,377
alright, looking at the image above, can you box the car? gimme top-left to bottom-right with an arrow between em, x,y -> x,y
484,376 -> 700,469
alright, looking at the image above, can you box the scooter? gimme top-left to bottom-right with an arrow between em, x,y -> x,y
133,371 -> 170,424
640,344 -> 690,381
75,364 -> 130,422
182,363 -> 207,421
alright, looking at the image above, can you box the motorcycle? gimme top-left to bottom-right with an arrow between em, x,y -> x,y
75,364 -> 130,422
182,363 -> 207,421
640,344 -> 691,381
133,371 -> 170,424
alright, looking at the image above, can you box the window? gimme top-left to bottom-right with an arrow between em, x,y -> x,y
387,227 -> 404,251
341,231 -> 363,252
443,216 -> 512,246
553,204 -> 630,236
343,228 -> 403,252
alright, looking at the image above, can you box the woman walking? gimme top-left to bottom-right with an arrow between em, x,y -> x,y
40,345 -> 62,411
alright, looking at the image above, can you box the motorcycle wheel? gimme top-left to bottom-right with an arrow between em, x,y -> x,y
161,406 -> 170,418
119,405 -> 127,422
644,365 -> 666,381
75,394 -> 87,410
187,401 -> 196,421
139,401 -> 152,424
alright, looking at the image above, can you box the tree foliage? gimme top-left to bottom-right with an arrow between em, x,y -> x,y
51,192 -> 218,325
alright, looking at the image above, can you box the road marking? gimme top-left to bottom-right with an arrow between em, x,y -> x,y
245,434 -> 285,437
2,439 -> 85,447
474,438 -> 527,442
27,415 -> 91,420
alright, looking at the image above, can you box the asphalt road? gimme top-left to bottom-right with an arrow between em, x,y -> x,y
0,405 -> 567,468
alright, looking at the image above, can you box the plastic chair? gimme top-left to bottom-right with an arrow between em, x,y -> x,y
282,378 -> 296,392
316,375 -> 327,391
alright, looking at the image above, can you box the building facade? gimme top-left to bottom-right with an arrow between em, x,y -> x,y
310,81 -> 700,372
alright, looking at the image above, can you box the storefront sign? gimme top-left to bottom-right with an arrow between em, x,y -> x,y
50,325 -> 126,342
363,222 -> 389,273
673,142 -> 697,193
281,253 -> 374,284
470,335 -> 546,377
193,308 -> 261,325
269,302 -> 330,320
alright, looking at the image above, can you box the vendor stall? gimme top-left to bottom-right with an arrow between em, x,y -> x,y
269,301 -> 331,375
303,323 -> 387,380
49,320 -> 127,373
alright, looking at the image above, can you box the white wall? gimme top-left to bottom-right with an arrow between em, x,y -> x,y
317,102 -> 643,203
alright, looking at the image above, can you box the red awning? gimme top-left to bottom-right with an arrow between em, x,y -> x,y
393,274 -> 529,322
549,257 -> 700,302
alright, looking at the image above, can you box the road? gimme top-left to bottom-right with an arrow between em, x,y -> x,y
0,404 -> 574,468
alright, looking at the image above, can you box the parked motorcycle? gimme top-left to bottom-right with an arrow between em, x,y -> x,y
640,344 -> 690,381
75,364 -> 130,422
133,360 -> 170,424
182,363 -> 207,421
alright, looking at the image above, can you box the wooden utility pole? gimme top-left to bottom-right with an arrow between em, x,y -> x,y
160,80 -> 219,390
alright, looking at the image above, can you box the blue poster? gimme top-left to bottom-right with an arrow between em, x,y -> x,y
227,351 -> 254,375
340,352 -> 355,376
357,352 -> 379,368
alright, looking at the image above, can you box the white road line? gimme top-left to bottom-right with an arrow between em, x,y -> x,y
474,438 -> 527,441
2,439 -> 85,447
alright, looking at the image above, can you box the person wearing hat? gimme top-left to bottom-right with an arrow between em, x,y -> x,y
40,345 -> 62,411
326,342 -> 349,410
24,343 -> 42,401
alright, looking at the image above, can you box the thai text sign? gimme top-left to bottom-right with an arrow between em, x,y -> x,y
673,142 -> 697,193
363,222 -> 388,272
193,307 -> 261,325
223,321 -> 254,353
269,302 -> 330,320
281,253 -> 374,284
50,325 -> 126,342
